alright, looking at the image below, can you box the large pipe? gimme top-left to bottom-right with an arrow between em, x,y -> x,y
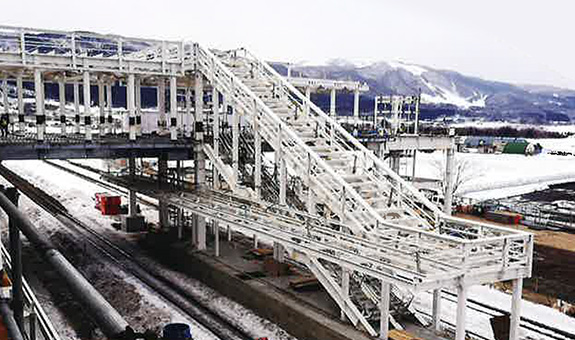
0,301 -> 25,340
0,191 -> 131,339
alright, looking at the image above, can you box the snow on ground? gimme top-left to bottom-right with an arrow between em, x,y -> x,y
2,161 -> 216,339
449,121 -> 575,134
416,285 -> 575,340
5,159 -> 296,340
530,136 -> 575,153
411,148 -> 575,200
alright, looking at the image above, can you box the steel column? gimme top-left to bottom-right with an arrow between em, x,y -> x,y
58,77 -> 66,135
0,302 -> 24,340
106,84 -> 113,134
158,156 -> 169,229
34,69 -> 45,141
128,157 -> 137,216
16,75 -> 24,132
83,71 -> 92,141
127,74 -> 136,141
254,114 -> 262,199
185,86 -> 192,138
169,76 -> 177,140
444,148 -> 455,215
341,268 -> 350,321
214,221 -> 220,257
455,283 -> 467,340
304,86 -> 311,117
213,87 -> 220,189
353,88 -> 360,118
232,109 -> 239,184
379,281 -> 391,340
194,73 -> 206,250
411,150 -> 417,183
73,82 -> 80,134
158,79 -> 166,131
432,289 -> 442,331
278,126 -> 286,205
330,88 -> 336,117
98,80 -> 105,137
2,77 -> 9,130
509,278 -> 523,340
135,76 -> 142,136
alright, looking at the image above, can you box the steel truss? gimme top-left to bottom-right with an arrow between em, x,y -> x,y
0,26 -> 533,339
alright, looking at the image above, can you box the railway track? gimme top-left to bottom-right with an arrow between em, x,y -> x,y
11,160 -> 575,340
415,290 -> 575,340
0,163 -> 254,340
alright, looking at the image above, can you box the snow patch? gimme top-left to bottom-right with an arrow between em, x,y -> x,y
388,60 -> 428,76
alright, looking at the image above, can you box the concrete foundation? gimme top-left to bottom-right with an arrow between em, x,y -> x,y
121,215 -> 145,233
149,239 -> 372,340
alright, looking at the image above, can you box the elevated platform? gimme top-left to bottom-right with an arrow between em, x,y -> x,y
360,135 -> 454,153
0,133 -> 194,160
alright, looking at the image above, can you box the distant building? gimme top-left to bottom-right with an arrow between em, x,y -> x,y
463,136 -> 536,154
503,142 -> 543,155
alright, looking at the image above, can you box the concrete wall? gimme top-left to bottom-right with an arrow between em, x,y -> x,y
163,245 -> 372,340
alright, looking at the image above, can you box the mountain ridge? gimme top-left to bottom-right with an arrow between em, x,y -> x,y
284,59 -> 575,123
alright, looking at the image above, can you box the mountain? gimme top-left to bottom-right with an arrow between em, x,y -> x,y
282,60 -> 575,123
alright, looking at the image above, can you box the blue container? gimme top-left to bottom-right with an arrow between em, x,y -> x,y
163,323 -> 192,340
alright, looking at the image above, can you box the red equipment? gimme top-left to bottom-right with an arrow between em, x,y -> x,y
94,193 -> 121,215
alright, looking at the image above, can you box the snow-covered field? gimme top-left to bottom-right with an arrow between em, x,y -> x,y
448,121 -> 575,134
416,285 -> 575,340
410,137 -> 575,200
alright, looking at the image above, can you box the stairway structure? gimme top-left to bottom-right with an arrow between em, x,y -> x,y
0,26 -> 533,340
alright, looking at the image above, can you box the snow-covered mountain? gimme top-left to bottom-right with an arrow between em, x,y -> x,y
284,60 -> 575,122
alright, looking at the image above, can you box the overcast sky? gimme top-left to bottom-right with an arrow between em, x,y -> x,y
2,0 -> 574,89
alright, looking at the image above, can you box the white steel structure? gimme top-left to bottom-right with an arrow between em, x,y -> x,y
0,26 -> 533,340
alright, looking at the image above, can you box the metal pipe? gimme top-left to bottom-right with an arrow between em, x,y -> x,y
5,187 -> 23,328
0,191 -> 131,338
0,301 -> 25,340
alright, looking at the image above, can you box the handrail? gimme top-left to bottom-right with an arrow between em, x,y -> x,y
235,48 -> 534,242
0,25 -> 181,45
195,46 -> 482,245
196,46 -> 535,250
240,48 -> 444,218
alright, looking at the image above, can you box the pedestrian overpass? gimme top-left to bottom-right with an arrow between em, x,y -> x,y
0,25 -> 532,340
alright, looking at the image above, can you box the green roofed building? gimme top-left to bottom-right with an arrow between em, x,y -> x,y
503,142 -> 543,155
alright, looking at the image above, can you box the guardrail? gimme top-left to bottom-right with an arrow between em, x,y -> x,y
0,25 -> 187,75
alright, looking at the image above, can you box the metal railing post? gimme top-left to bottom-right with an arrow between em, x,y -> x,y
5,187 -> 23,329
